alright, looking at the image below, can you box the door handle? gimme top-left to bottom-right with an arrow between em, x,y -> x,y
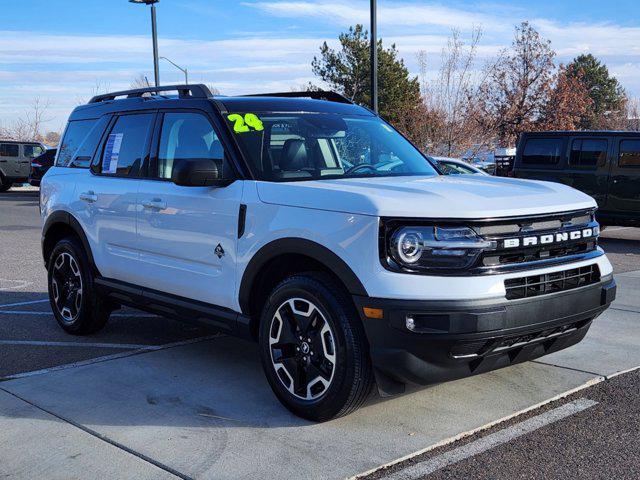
142,199 -> 167,211
79,191 -> 97,203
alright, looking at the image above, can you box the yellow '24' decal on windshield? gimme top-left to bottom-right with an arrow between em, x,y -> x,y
228,113 -> 264,133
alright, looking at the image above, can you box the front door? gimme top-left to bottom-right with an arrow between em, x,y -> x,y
21,144 -> 45,178
606,138 -> 640,217
135,111 -> 242,310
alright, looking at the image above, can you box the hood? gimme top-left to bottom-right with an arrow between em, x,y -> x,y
256,175 -> 596,219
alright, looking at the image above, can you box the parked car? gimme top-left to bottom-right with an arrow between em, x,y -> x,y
470,158 -> 496,175
513,131 -> 640,227
432,156 -> 489,175
494,147 -> 516,177
0,140 -> 46,191
41,85 -> 616,421
29,148 -> 57,186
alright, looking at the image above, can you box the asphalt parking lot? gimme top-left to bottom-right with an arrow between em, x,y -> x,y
1,185 -> 639,479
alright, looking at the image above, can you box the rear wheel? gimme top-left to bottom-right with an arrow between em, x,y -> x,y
259,273 -> 373,421
47,237 -> 113,334
0,175 -> 12,192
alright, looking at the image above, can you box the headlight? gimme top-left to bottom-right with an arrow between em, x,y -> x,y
388,226 -> 495,272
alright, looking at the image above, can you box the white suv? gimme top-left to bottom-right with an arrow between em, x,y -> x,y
40,85 -> 616,421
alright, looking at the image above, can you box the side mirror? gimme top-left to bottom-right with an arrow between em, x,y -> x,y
171,158 -> 231,187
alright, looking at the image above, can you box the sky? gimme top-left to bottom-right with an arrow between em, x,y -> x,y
1,0 -> 639,132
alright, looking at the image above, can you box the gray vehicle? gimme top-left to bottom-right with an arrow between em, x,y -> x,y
0,140 -> 46,191
432,157 -> 489,175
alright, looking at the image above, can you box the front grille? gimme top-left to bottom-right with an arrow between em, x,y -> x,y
483,241 -> 595,266
474,209 -> 599,271
504,264 -> 600,300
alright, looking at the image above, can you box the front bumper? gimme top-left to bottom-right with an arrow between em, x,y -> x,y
354,278 -> 616,391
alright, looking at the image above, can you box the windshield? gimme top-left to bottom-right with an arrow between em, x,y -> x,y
225,112 -> 439,181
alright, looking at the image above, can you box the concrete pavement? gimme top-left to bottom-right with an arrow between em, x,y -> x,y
1,272 -> 639,479
1,187 -> 639,479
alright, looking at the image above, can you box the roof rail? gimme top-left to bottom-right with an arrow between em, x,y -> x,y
89,84 -> 212,104
244,90 -> 354,105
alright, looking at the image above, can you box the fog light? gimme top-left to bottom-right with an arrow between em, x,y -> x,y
406,315 -> 416,331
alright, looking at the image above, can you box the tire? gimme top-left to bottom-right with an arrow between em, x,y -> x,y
47,236 -> 112,335
258,272 -> 373,421
0,175 -> 12,192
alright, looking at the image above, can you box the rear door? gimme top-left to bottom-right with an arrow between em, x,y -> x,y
0,143 -> 21,179
74,112 -> 155,282
564,137 -> 610,207
606,137 -> 640,217
135,110 -> 242,310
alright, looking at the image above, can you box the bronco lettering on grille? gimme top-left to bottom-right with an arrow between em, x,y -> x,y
503,228 -> 596,249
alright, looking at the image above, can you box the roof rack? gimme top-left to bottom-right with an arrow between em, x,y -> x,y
89,84 -> 212,104
244,90 -> 354,105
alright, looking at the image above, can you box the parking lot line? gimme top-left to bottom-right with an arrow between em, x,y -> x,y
0,299 -> 49,308
378,398 -> 598,480
0,340 -> 155,350
0,310 -> 156,318
0,334 -> 223,382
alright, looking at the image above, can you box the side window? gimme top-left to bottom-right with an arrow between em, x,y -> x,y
522,138 -> 563,165
23,145 -> 45,158
70,116 -> 111,168
99,114 -> 154,177
157,112 -> 228,180
619,140 -> 640,168
0,144 -> 19,157
569,139 -> 607,167
57,120 -> 97,167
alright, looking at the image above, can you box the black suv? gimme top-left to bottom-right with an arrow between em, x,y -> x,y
513,131 -> 640,227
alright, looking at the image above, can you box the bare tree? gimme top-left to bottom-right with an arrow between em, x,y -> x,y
130,74 -> 151,89
419,27 -> 491,156
476,22 -> 556,145
205,84 -> 221,96
627,98 -> 640,131
537,65 -> 593,131
1,97 -> 52,142
44,131 -> 61,147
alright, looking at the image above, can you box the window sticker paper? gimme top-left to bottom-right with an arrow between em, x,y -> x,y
102,133 -> 123,174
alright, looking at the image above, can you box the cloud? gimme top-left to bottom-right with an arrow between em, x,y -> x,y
1,5 -> 640,130
245,1 -> 508,31
532,19 -> 640,58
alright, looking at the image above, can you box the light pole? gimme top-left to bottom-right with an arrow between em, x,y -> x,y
129,0 -> 160,87
160,56 -> 188,84
370,0 -> 378,113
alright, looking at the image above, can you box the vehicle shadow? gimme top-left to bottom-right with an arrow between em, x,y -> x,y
599,237 -> 640,254
0,289 -> 427,432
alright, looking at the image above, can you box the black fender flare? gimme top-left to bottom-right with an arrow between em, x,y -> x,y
238,238 -> 368,314
42,210 -> 96,269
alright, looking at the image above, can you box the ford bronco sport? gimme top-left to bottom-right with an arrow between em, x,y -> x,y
40,85 -> 616,421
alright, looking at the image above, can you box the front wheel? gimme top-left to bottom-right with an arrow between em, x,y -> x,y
258,273 -> 373,421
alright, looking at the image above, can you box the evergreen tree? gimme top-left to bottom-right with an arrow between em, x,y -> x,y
566,54 -> 627,128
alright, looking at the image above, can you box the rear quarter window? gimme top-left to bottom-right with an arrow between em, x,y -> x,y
619,140 -> 640,168
521,138 -> 564,166
57,119 -> 98,167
